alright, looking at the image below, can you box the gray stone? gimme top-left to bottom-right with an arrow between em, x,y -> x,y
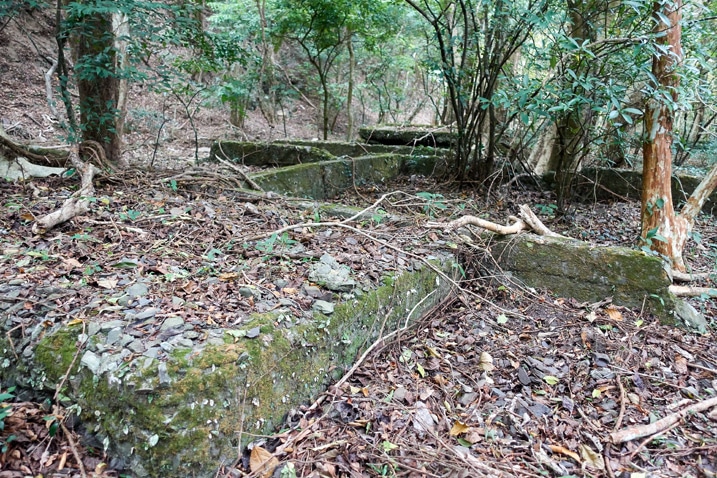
173,338 -> 194,349
99,354 -> 122,374
246,327 -> 261,339
238,287 -> 256,298
172,296 -> 185,306
308,254 -> 356,292
88,322 -> 101,337
126,283 -> 149,298
184,331 -> 200,340
100,320 -> 126,332
313,300 -> 335,315
106,327 -> 123,346
160,342 -> 175,353
158,362 -> 171,386
143,347 -> 161,359
128,340 -> 146,354
81,351 -> 101,375
135,308 -> 159,321
160,316 -> 185,331
674,299 -> 707,333
206,337 -> 225,346
117,295 -> 131,307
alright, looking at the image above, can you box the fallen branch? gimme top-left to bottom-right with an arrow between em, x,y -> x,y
426,204 -> 567,238
610,395 -> 717,444
32,145 -> 100,234
669,285 -> 717,297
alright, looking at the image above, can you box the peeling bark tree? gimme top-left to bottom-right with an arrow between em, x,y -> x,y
641,0 -> 717,272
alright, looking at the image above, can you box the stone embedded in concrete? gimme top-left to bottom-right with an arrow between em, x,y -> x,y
488,233 -> 679,322
9,255 -> 456,477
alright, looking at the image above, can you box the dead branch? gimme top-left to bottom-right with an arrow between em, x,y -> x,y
609,395 -> 717,444
669,284 -> 717,297
32,145 -> 100,234
426,204 -> 567,238
215,143 -> 265,192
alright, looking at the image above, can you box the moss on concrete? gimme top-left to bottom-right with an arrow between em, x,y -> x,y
10,256 -> 456,477
489,234 -> 677,322
249,154 -> 427,200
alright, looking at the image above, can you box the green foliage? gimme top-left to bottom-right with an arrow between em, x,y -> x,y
416,191 -> 447,218
0,387 -> 16,453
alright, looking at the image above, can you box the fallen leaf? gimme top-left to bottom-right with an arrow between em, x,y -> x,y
478,351 -> 495,371
449,421 -> 469,436
605,307 -> 623,321
549,444 -> 580,463
250,446 -> 278,478
219,272 -> 240,281
96,278 -> 118,289
579,444 -> 605,471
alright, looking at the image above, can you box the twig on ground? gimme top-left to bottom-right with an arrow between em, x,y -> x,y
215,143 -> 265,192
59,419 -> 88,478
610,395 -> 717,444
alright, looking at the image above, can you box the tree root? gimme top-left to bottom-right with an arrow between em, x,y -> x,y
610,395 -> 717,444
426,204 -> 567,238
32,145 -> 100,234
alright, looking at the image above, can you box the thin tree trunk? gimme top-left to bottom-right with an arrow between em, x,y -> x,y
346,30 -> 355,141
75,10 -> 123,166
641,0 -> 686,271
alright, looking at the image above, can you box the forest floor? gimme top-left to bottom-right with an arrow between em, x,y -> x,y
1,7 -> 717,478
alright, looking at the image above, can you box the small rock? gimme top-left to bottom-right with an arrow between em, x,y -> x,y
675,299 -> 707,333
81,351 -> 101,374
106,327 -> 123,346
160,316 -> 185,331
459,392 -> 478,406
184,331 -> 200,339
160,342 -> 175,353
246,327 -> 261,339
313,300 -> 334,315
158,362 -> 171,386
590,368 -> 616,380
143,347 -> 161,359
100,320 -> 126,332
517,367 -> 531,385
413,401 -> 436,434
128,340 -> 146,354
135,308 -> 159,321
239,287 -> 256,298
393,386 -> 407,402
172,296 -> 185,306
528,402 -> 552,418
126,283 -> 149,298
117,295 -> 132,307
274,279 -> 289,289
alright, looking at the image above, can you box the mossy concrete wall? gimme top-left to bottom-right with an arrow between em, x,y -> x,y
1,258 -> 457,477
209,140 -> 449,171
248,154 -> 437,199
358,126 -> 457,148
489,234 -> 676,318
574,167 -> 717,215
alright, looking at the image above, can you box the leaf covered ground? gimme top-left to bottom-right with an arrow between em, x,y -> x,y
0,167 -> 716,477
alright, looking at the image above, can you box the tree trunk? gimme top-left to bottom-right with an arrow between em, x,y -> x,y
641,0 -> 686,270
346,30 -> 355,141
75,10 -> 124,166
